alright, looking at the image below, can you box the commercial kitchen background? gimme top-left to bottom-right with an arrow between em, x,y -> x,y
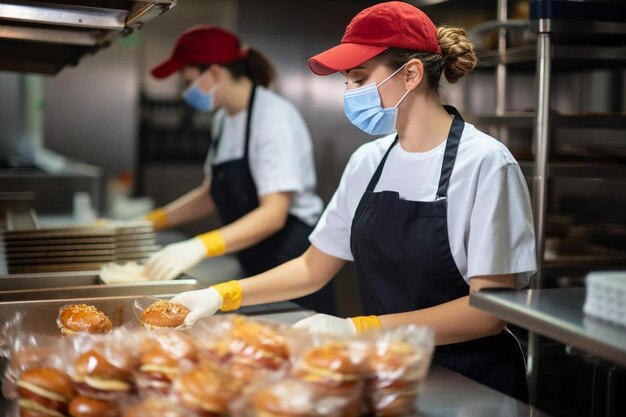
1,1 -> 625,417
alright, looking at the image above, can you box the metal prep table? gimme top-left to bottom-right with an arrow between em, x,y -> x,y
469,288 -> 626,366
470,287 -> 626,417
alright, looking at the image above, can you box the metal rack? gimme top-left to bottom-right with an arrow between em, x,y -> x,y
466,0 -> 626,410
0,0 -> 177,74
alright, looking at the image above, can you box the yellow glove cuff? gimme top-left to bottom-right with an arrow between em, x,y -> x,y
197,231 -> 227,257
145,208 -> 168,231
212,280 -> 243,311
350,315 -> 382,333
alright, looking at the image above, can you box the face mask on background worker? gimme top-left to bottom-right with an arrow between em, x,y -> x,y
182,71 -> 220,112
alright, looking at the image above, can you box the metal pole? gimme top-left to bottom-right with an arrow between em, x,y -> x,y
528,20 -> 552,406
496,0 -> 508,144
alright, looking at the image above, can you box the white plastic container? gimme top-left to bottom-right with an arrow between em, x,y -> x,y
584,271 -> 626,328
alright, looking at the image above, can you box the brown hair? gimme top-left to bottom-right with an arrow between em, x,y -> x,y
193,48 -> 276,88
377,26 -> 477,92
220,48 -> 276,88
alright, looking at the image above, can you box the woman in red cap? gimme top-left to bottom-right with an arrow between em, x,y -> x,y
171,3 -> 535,401
144,26 -> 336,315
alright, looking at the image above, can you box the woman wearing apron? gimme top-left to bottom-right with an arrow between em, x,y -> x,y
171,3 -> 536,401
144,26 -> 336,315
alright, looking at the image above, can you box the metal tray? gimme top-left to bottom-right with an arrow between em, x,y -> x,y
0,271 -> 102,291
0,279 -> 201,303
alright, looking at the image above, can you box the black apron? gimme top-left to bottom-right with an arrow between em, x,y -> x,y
350,106 -> 528,402
209,85 -> 337,315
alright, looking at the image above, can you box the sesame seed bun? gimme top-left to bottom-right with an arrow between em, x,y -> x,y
58,305 -> 112,335
139,301 -> 189,329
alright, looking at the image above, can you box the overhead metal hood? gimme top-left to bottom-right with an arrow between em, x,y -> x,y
0,0 -> 177,74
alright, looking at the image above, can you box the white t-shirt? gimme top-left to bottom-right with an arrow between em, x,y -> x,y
310,122 -> 537,289
205,86 -> 323,226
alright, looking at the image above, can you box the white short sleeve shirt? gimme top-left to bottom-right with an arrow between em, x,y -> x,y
204,86 -> 324,226
309,123 -> 537,289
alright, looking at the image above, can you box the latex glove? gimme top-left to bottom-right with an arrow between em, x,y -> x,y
145,238 -> 206,281
292,313 -> 357,336
170,287 -> 222,326
144,208 -> 168,231
170,280 -> 242,326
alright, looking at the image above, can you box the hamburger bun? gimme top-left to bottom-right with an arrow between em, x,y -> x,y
68,396 -> 118,417
296,342 -> 363,389
139,300 -> 189,329
253,379 -> 356,417
58,305 -> 112,335
137,348 -> 178,393
122,398 -> 187,417
17,367 -> 76,417
73,350 -> 133,399
229,316 -> 288,370
172,365 -> 243,417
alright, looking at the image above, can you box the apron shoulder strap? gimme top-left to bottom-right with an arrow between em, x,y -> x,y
365,135 -> 398,192
210,84 -> 257,161
243,84 -> 257,159
436,105 -> 465,200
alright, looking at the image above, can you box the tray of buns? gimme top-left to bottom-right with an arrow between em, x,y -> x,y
0,296 -> 305,339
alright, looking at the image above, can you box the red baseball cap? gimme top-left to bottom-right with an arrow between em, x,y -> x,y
151,26 -> 242,79
308,1 -> 441,76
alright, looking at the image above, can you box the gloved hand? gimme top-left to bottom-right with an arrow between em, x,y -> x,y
145,230 -> 226,281
144,208 -> 168,231
170,287 -> 222,326
292,313 -> 382,335
170,280 -> 242,326
145,237 -> 206,281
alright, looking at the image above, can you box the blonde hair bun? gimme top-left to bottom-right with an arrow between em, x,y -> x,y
437,26 -> 477,83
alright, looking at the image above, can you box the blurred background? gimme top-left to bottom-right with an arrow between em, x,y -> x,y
0,1 -> 625,416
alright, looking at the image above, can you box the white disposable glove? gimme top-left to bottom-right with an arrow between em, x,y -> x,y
170,287 -> 223,326
145,238 -> 206,281
292,313 -> 357,336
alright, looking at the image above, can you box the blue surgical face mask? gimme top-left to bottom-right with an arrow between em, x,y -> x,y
343,63 -> 411,136
182,73 -> 219,112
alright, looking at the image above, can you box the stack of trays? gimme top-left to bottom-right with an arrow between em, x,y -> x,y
0,222 -> 159,274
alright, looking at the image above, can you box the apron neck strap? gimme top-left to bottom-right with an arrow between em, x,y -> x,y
436,105 -> 464,200
211,83 -> 257,158
365,135 -> 399,192
243,83 -> 257,159
364,105 -> 465,196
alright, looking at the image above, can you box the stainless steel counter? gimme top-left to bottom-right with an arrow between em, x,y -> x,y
470,288 -> 626,366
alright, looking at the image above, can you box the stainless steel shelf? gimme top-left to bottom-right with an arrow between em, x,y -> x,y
467,113 -> 626,129
470,288 -> 626,367
0,0 -> 177,74
477,45 -> 626,71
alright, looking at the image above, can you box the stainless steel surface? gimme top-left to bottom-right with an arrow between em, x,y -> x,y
0,270 -> 101,290
0,1 -> 127,29
0,279 -> 200,302
0,25 -> 99,46
529,29 -> 552,405
0,0 -> 177,74
417,365 -> 553,417
470,288 -> 626,367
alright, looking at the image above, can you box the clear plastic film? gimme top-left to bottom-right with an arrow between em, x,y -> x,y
66,328 -> 138,401
133,296 -> 189,330
361,325 -> 435,416
231,376 -> 362,417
